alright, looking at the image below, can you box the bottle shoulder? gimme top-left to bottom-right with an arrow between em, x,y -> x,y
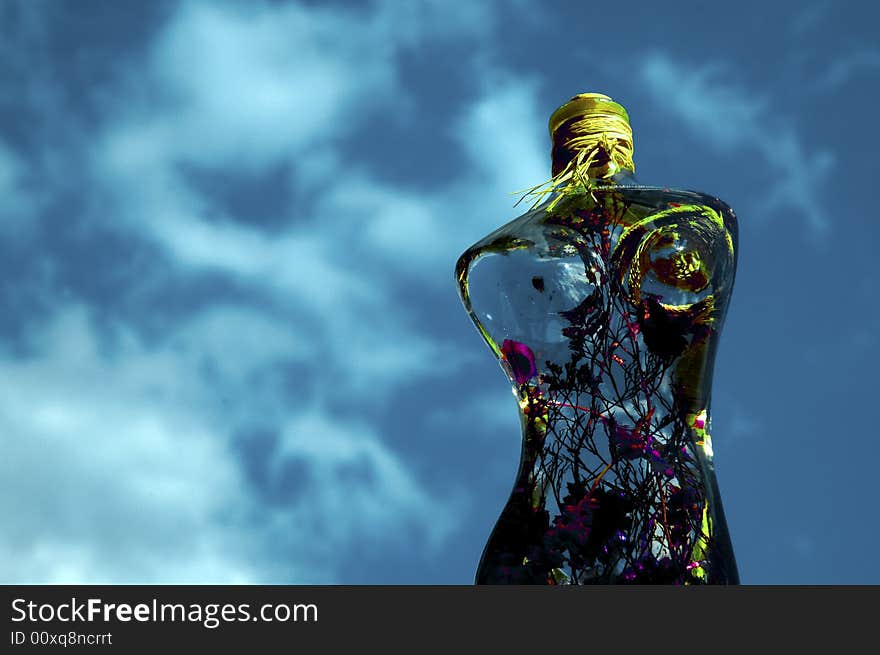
455,183 -> 739,344
458,184 -> 737,265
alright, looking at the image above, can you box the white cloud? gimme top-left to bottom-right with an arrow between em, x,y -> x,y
425,383 -> 519,436
640,53 -> 833,238
0,306 -> 257,583
144,1 -> 398,170
312,76 -> 548,278
97,0 -> 495,173
91,0 -> 542,278
455,76 -> 549,194
86,0 -> 545,397
273,411 -> 462,549
152,210 -> 380,314
641,58 -> 766,151
0,303 -> 462,582
1,0 -> 533,583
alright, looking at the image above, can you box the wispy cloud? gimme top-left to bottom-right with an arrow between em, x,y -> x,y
312,76 -> 547,280
813,49 -> 880,90
639,54 -> 833,239
0,299 -> 467,583
139,1 -> 396,171
273,410 -> 463,549
0,0 -> 533,582
787,1 -> 832,38
0,306 -> 257,583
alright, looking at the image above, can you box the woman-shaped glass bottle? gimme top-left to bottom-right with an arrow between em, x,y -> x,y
456,93 -> 739,584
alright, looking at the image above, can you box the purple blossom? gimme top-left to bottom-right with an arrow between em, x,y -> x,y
501,339 -> 538,384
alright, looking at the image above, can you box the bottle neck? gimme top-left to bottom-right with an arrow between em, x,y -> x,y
550,114 -> 635,180
551,141 -> 635,180
517,95 -> 637,211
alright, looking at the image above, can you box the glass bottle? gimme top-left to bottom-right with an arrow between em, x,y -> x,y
455,93 -> 739,584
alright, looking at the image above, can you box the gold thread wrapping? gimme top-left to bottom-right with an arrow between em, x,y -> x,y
516,96 -> 635,212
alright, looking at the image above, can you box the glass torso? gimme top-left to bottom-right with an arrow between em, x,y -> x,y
456,178 -> 739,584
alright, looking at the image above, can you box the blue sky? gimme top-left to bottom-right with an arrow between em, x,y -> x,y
1,0 -> 877,584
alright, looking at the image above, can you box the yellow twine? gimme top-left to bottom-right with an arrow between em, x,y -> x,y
515,108 -> 635,212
